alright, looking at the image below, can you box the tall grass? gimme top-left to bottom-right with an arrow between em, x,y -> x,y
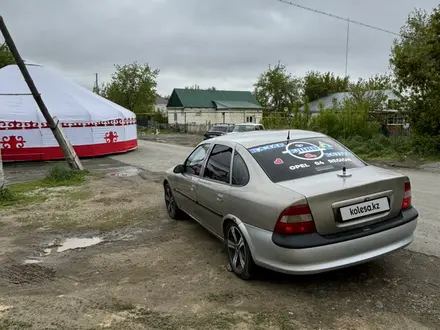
44,166 -> 88,185
261,104 -> 439,161
0,166 -> 89,207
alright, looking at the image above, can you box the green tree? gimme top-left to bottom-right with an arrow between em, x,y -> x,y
0,42 -> 15,69
254,61 -> 302,112
302,71 -> 349,102
185,84 -> 201,89
347,74 -> 394,112
390,6 -> 440,142
100,62 -> 159,113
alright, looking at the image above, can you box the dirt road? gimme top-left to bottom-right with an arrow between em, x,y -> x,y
0,139 -> 439,329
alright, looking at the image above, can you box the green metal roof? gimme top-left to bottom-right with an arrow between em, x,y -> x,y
213,100 -> 262,109
167,88 -> 262,109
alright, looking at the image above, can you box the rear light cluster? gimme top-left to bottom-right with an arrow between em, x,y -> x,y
401,181 -> 412,210
274,204 -> 317,235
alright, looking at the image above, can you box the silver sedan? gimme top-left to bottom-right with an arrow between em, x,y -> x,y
163,129 -> 418,280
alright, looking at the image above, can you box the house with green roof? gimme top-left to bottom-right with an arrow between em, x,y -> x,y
166,88 -> 263,126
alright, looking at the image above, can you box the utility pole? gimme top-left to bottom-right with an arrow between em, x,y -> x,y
345,18 -> 350,78
94,73 -> 99,94
0,16 -> 83,170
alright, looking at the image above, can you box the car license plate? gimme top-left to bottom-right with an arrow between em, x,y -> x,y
340,197 -> 390,221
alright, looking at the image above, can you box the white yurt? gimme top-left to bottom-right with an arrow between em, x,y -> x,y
0,64 -> 137,162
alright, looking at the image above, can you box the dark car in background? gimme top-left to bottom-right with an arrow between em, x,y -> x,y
232,123 -> 265,132
203,124 -> 235,140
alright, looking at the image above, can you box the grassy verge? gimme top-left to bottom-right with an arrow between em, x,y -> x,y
0,166 -> 89,207
341,135 -> 440,165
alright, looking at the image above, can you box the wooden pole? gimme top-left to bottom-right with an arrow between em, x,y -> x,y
0,16 -> 83,170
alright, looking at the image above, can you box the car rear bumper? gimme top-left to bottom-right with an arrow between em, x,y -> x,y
245,212 -> 418,275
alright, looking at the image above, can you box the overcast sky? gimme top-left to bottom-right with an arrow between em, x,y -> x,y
1,0 -> 438,96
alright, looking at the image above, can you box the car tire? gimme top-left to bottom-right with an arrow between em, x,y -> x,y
164,182 -> 185,220
225,222 -> 255,280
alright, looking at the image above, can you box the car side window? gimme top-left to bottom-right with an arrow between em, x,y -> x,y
184,144 -> 210,176
231,151 -> 249,186
203,144 -> 233,184
228,126 -> 234,132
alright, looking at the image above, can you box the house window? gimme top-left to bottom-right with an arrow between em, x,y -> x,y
387,116 -> 405,125
246,116 -> 254,123
174,112 -> 177,122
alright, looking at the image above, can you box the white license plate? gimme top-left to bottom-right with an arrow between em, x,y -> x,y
340,197 -> 390,221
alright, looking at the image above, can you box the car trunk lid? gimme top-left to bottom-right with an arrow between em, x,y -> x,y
276,166 -> 407,235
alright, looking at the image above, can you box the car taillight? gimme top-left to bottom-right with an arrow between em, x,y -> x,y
274,204 -> 316,235
401,181 -> 412,210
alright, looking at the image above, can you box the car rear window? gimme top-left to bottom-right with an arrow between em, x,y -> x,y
211,126 -> 228,132
233,125 -> 255,132
248,137 -> 365,182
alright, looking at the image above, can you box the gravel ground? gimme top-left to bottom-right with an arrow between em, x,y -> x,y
0,136 -> 439,329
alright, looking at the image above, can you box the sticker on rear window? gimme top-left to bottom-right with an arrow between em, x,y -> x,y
282,141 -> 333,161
247,137 -> 365,182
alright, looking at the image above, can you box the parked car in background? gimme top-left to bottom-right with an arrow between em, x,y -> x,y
232,123 -> 264,133
203,124 -> 235,140
163,129 -> 418,280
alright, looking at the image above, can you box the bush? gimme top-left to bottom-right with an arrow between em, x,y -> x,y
0,187 -> 18,204
340,134 -> 416,161
44,166 -> 88,185
308,108 -> 379,140
409,134 -> 440,156
261,103 -> 440,161
261,115 -> 290,129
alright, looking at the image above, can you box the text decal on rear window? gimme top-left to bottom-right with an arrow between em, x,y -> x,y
249,143 -> 285,154
247,137 -> 364,182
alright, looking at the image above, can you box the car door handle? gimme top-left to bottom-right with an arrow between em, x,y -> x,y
217,193 -> 223,202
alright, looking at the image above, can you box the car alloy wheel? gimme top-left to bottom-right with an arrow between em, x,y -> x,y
164,184 -> 176,215
164,182 -> 186,220
226,223 -> 254,280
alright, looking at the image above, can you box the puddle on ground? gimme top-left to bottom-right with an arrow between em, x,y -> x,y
55,237 -> 103,253
107,166 -> 141,177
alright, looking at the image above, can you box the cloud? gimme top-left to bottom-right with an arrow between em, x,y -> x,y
1,0 -> 438,95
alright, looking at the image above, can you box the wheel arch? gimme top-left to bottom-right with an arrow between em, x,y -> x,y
221,214 -> 256,258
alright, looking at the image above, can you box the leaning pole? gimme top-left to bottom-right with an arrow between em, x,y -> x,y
0,16 -> 83,170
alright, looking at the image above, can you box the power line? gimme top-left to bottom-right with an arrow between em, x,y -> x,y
274,0 -> 400,36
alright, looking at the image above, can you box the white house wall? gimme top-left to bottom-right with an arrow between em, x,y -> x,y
167,108 -> 263,125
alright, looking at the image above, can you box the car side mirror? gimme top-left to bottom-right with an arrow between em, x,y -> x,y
173,164 -> 185,174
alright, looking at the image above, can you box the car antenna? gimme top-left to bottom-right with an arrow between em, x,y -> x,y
337,96 -> 352,178
286,130 -> 290,144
